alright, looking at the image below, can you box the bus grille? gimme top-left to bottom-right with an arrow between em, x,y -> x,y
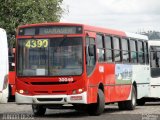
30,82 -> 69,85
37,98 -> 63,102
34,91 -> 67,95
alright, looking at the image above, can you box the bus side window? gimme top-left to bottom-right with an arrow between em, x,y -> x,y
121,38 -> 129,63
104,35 -> 113,62
130,39 -> 138,63
86,37 -> 96,75
150,47 -> 160,68
157,52 -> 160,67
96,34 -> 105,62
113,37 -> 121,62
150,47 -> 156,68
137,40 -> 145,64
150,46 -> 160,77
144,42 -> 149,64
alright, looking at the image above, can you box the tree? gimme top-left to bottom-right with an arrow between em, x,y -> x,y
0,0 -> 65,48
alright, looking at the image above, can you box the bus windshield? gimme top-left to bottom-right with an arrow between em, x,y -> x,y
17,37 -> 83,76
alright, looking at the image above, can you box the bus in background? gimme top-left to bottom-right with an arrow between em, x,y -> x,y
137,40 -> 160,105
8,48 -> 15,101
15,23 -> 149,115
0,28 -> 9,103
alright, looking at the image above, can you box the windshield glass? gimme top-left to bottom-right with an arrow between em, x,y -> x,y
17,37 -> 83,76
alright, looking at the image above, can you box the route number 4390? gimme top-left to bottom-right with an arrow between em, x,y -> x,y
25,39 -> 48,48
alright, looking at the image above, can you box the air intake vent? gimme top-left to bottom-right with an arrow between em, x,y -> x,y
31,82 -> 69,85
37,98 -> 63,102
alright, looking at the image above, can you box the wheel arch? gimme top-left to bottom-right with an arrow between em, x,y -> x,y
98,83 -> 104,93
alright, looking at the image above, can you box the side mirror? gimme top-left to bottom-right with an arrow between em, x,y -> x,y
88,45 -> 95,56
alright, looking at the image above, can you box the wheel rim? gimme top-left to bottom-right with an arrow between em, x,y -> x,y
132,92 -> 136,106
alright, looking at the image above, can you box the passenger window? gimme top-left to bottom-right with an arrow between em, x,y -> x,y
130,40 -> 138,63
144,42 -> 149,64
113,37 -> 121,62
121,38 -> 129,62
97,34 -> 105,62
104,36 -> 113,62
97,35 -> 103,48
138,41 -> 145,64
150,46 -> 160,77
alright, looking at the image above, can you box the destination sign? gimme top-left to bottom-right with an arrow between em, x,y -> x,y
19,26 -> 82,36
39,27 -> 77,34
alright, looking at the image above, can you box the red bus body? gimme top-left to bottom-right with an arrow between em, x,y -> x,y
9,71 -> 16,96
15,23 -> 149,115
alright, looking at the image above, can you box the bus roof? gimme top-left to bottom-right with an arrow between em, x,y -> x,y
83,24 -> 148,40
18,22 -> 148,40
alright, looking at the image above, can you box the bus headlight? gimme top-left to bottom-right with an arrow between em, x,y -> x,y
78,89 -> 83,93
19,90 -> 24,94
18,90 -> 29,94
72,88 -> 84,94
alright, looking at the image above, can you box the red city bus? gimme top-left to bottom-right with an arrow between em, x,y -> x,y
8,48 -> 16,100
15,23 -> 149,116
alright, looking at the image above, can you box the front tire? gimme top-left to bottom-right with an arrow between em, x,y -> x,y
87,89 -> 105,116
32,105 -> 46,116
8,85 -> 15,102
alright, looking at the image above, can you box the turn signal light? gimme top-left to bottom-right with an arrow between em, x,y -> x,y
18,90 -> 29,94
72,88 -> 84,94
19,90 -> 24,94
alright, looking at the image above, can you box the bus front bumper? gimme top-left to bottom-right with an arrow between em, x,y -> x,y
15,92 -> 87,104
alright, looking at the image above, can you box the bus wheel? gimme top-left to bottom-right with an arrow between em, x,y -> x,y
137,99 -> 145,106
124,86 -> 136,110
8,85 -> 13,102
87,89 -> 105,116
32,105 -> 46,116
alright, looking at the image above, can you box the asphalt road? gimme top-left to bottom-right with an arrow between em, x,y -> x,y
0,102 -> 160,120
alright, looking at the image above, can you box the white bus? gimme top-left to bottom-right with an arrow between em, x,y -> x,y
0,28 -> 9,103
137,40 -> 160,105
149,40 -> 160,97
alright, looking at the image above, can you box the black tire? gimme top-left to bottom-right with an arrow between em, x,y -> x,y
87,89 -> 105,116
8,85 -> 12,102
32,105 -> 46,116
137,99 -> 145,106
8,85 -> 15,102
124,86 -> 137,110
118,101 -> 125,110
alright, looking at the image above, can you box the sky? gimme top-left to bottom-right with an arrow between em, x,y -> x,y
61,0 -> 160,33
